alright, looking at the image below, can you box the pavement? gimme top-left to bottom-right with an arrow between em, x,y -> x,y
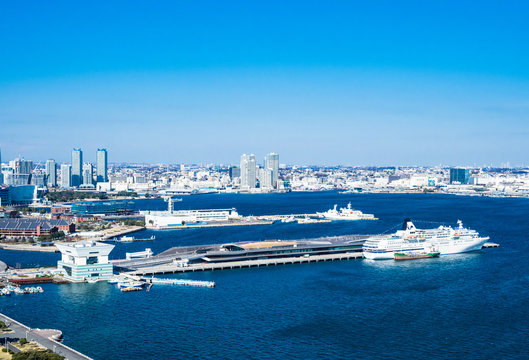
0,313 -> 93,360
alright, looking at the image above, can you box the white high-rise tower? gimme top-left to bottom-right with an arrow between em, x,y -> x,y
240,154 -> 256,189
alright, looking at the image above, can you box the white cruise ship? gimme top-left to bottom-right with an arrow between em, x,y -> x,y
363,219 -> 489,260
317,203 -> 376,220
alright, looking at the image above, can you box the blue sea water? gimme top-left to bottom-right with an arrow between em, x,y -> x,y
1,192 -> 528,359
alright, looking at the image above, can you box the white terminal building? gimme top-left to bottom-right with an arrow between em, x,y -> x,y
142,197 -> 241,229
56,240 -> 115,282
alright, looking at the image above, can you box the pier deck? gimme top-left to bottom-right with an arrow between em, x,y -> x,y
128,252 -> 364,276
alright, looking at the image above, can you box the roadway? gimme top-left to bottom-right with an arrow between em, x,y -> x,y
0,313 -> 93,360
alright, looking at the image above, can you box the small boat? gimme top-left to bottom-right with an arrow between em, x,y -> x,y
108,276 -> 122,284
394,251 -> 440,261
119,236 -> 134,242
121,286 -> 142,292
117,280 -> 144,289
86,278 -> 100,283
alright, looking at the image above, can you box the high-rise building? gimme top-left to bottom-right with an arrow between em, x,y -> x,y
264,153 -> 279,188
71,149 -> 83,187
96,148 -> 108,183
450,168 -> 470,184
31,174 -> 46,187
46,159 -> 57,187
229,166 -> 241,179
240,154 -> 256,189
83,163 -> 94,185
14,158 -> 33,175
60,164 -> 71,189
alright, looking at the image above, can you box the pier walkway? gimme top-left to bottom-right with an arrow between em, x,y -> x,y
0,313 -> 93,360
128,252 -> 364,276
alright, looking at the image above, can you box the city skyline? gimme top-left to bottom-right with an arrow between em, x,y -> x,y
1,2 -> 529,166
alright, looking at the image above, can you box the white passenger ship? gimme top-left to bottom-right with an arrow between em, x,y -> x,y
363,219 -> 489,260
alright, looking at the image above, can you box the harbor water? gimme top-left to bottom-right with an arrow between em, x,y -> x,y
1,192 -> 528,359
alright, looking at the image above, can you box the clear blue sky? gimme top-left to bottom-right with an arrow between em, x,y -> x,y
1,1 -> 528,166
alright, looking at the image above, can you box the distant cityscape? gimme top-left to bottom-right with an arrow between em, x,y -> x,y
1,147 -> 529,207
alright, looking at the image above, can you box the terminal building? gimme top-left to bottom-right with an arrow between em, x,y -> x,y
56,240 -> 115,282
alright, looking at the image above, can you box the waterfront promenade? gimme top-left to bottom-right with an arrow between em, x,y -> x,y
0,313 -> 93,360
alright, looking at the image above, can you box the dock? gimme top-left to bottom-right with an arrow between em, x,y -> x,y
0,244 -> 59,252
127,252 -> 364,276
99,225 -> 145,240
145,277 -> 215,287
146,219 -> 273,230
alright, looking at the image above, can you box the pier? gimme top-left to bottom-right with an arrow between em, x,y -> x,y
146,219 -> 273,230
0,313 -> 93,360
146,277 -> 216,287
128,252 -> 364,276
99,225 -> 145,240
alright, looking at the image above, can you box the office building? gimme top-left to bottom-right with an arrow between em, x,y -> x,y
264,153 -> 279,188
5,174 -> 31,186
61,164 -> 71,189
229,166 -> 240,179
96,148 -> 108,183
31,174 -> 46,187
14,158 -> 33,175
450,168 -> 470,185
82,163 -> 94,185
240,154 -> 256,189
46,159 -> 57,187
71,149 -> 83,187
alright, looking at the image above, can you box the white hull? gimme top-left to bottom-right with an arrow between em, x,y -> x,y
363,237 -> 488,260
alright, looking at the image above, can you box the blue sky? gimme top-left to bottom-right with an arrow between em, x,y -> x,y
1,1 -> 528,166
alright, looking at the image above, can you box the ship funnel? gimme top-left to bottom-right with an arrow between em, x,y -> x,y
402,218 -> 416,231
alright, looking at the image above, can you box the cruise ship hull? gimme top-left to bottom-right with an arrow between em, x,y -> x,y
363,237 -> 489,260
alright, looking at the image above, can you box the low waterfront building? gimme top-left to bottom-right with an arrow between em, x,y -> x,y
52,212 -> 101,223
56,240 -> 115,282
0,218 -> 74,237
51,205 -> 72,214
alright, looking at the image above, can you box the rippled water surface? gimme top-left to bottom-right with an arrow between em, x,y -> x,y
1,192 -> 528,359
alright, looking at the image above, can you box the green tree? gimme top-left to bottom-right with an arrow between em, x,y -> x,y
13,350 -> 65,360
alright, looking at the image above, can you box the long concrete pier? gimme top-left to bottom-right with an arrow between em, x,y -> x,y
128,252 -> 364,276
0,313 -> 93,360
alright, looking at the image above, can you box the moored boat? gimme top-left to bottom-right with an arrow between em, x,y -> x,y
394,251 -> 440,261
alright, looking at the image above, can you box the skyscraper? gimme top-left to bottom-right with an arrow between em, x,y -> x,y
83,163 -> 94,185
240,154 -> 256,189
71,149 -> 83,187
264,153 -> 279,188
60,164 -> 71,189
46,159 -> 57,187
96,148 -> 108,183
